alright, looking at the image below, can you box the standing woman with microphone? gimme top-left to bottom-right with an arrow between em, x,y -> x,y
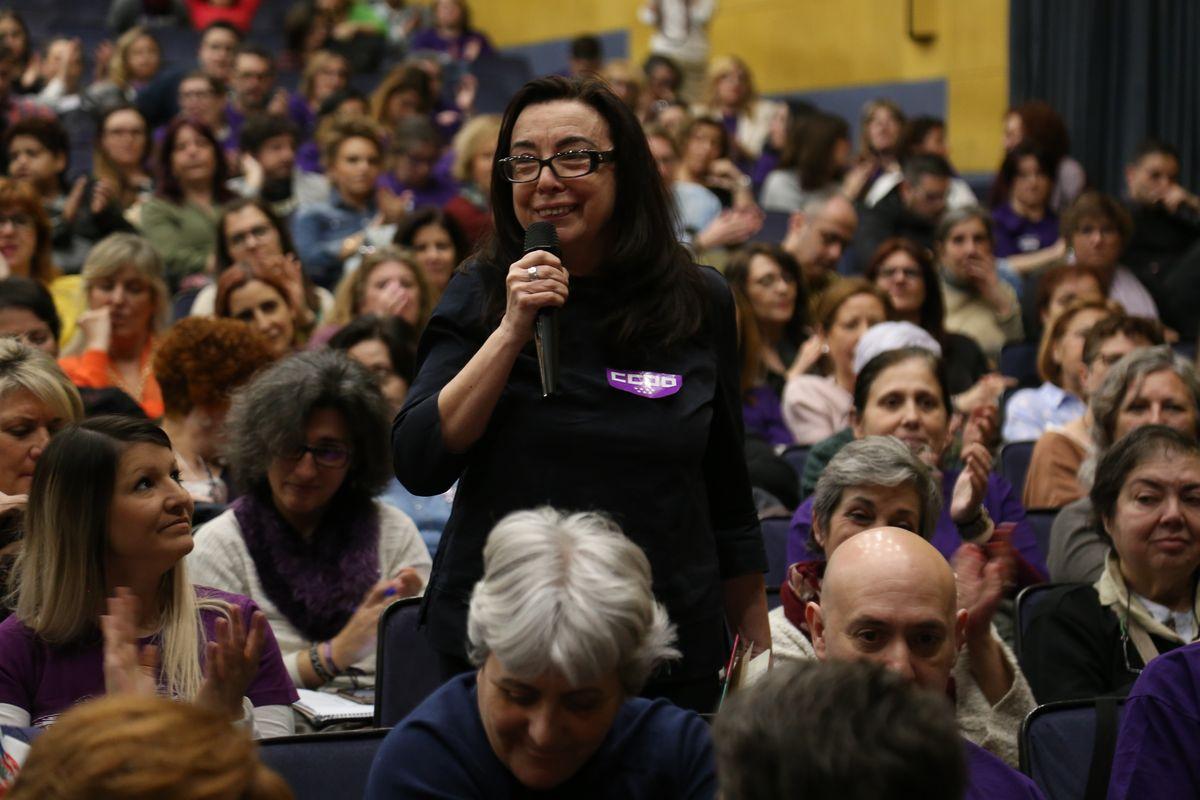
392,76 -> 768,713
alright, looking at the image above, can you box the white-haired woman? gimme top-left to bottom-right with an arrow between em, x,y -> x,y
364,507 -> 716,798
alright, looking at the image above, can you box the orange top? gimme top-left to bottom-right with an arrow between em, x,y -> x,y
59,340 -> 163,419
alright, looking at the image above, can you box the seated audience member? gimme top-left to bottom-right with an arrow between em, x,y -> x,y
220,48 -> 274,121
937,206 -> 1023,362
759,112 -> 852,213
639,54 -> 685,118
328,315 -> 448,554
806,528 -> 1044,797
187,0 -> 264,32
853,152 -> 952,270
1026,261 -> 1106,343
849,98 -> 905,199
0,277 -> 61,355
724,244 -> 809,391
364,507 -> 715,798
747,100 -> 808,194
1062,191 -> 1159,320
0,340 -> 83,622
780,193 -> 858,307
997,101 -> 1085,214
991,141 -> 1063,272
393,206 -> 469,299
769,437 -> 1034,767
309,0 -> 387,73
714,661 -> 967,800
30,38 -> 86,120
601,59 -> 641,113
193,198 -> 334,332
141,119 -> 234,291
166,70 -> 234,151
188,350 -> 430,689
866,114 -> 978,211
1122,138 -> 1200,272
443,114 -> 500,246
290,50 -> 351,137
781,279 -> 889,446
644,125 -> 759,252
231,114 -> 330,221
1002,299 -> 1111,442
292,115 -> 393,289
87,105 -> 154,230
567,34 -> 603,77
380,116 -> 457,210
409,0 -> 494,62
1047,346 -> 1200,583
692,55 -> 780,165
317,245 -> 430,345
866,238 -> 996,404
787,347 -> 1047,580
3,117 -> 89,274
6,695 -> 291,799
675,116 -> 757,210
1024,314 -> 1164,509
372,0 -> 422,57
293,89 -> 369,173
85,26 -> 162,111
1023,425 -> 1200,703
369,63 -> 434,133
0,180 -> 80,343
215,266 -> 300,358
58,233 -> 167,418
731,288 -> 791,449
1108,639 -> 1200,798
0,415 -> 298,736
154,317 -> 276,503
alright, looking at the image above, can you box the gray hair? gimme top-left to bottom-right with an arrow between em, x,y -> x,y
1080,345 -> 1200,487
223,349 -> 393,503
810,436 -> 941,553
467,507 -> 679,695
934,204 -> 993,246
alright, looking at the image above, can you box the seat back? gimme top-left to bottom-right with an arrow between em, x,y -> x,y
1023,508 -> 1058,565
780,445 -> 810,486
1000,441 -> 1036,499
1020,698 -> 1124,800
258,728 -> 389,800
760,516 -> 791,591
373,597 -> 444,727
1014,582 -> 1083,660
1000,342 -> 1040,388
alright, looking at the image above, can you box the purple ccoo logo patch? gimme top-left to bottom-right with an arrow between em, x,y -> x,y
606,369 -> 682,399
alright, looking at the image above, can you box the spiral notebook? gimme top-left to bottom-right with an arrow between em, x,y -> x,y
293,689 -> 375,726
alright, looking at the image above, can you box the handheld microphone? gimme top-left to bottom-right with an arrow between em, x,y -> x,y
522,221 -> 560,397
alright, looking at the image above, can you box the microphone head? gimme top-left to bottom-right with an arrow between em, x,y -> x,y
523,221 -> 561,257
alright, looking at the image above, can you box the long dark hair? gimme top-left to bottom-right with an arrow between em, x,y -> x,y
155,119 -> 233,204
479,76 -> 706,355
853,347 -> 952,418
779,112 -> 850,192
863,238 -> 945,341
724,243 -> 808,352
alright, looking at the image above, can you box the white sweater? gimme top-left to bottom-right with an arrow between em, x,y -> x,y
767,605 -> 1034,768
187,501 -> 432,687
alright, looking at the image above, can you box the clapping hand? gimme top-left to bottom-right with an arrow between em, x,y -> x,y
952,531 -> 1015,643
950,441 -> 992,526
101,587 -> 160,698
194,605 -> 267,720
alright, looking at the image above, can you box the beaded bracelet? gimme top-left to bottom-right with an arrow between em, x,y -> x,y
309,643 -> 334,684
322,641 -> 341,676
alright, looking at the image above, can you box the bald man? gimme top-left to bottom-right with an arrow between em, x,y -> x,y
807,528 -> 1044,800
781,194 -> 857,304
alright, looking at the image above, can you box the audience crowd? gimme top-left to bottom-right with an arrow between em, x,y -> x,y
0,1 -> 1197,797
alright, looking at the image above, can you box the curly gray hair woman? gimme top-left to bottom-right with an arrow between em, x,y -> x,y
188,350 -> 432,692
1049,344 -> 1200,583
364,506 -> 719,797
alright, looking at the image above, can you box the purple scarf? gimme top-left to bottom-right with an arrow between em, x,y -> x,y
233,493 -> 380,642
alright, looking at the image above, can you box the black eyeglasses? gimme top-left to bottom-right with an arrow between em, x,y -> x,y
228,223 -> 273,248
280,442 -> 352,469
497,149 -> 615,183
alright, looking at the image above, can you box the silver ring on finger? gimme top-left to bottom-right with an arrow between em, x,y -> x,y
527,266 -> 538,281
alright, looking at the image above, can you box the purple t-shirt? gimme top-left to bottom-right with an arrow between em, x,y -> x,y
965,739 -> 1045,799
991,203 -> 1059,259
743,384 -> 793,447
378,172 -> 460,210
0,587 -> 298,727
1108,640 -> 1200,797
786,470 -> 1048,580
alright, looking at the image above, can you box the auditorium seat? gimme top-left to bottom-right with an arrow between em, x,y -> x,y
999,440 -> 1036,500
999,342 -> 1040,389
258,727 -> 388,800
1023,508 -> 1058,564
1014,582 -> 1085,660
760,515 -> 790,591
1019,697 -> 1124,800
373,597 -> 444,727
